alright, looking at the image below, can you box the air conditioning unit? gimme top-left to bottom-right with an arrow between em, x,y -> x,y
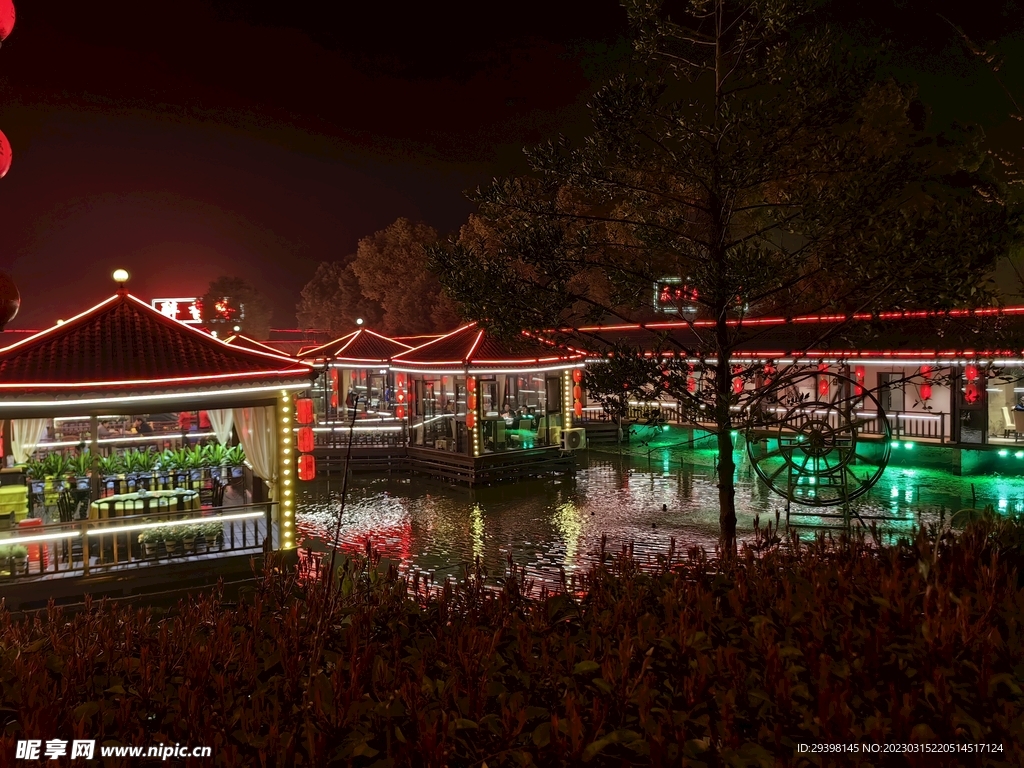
561,428 -> 586,451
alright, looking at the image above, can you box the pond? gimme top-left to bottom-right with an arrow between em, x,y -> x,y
296,445 -> 1024,587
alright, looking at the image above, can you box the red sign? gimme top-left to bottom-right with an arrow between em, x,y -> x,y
152,298 -> 203,324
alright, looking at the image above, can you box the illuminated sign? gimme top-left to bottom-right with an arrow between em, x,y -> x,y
653,278 -> 698,313
152,298 -> 203,324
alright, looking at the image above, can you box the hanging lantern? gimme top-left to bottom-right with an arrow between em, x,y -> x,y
395,405 -> 406,419
573,400 -> 583,418
572,385 -> 582,401
965,364 -> 978,382
920,383 -> 933,401
295,398 -> 314,425
467,377 -> 476,393
0,129 -> 11,180
329,367 -> 339,388
572,368 -> 583,383
0,1 -> 13,43
466,412 -> 476,429
920,365 -> 933,401
330,393 -> 339,409
854,365 -> 865,396
964,382 -> 980,404
297,454 -> 316,481
296,427 -> 315,453
732,366 -> 744,395
468,393 -> 477,411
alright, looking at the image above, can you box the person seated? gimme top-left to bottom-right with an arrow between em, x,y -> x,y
501,405 -> 514,424
131,417 -> 153,435
1014,397 -> 1024,412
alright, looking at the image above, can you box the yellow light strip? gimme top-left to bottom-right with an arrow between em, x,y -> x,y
86,510 -> 263,536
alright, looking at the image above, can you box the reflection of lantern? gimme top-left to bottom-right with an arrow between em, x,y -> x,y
396,405 -> 406,419
297,427 -> 315,453
572,368 -> 583,383
466,412 -> 476,429
295,398 -> 314,425
572,385 -> 582,400
574,401 -> 583,418
854,365 -> 865,396
297,455 -> 316,481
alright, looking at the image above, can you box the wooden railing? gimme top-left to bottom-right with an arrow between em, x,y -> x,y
0,502 -> 275,582
312,423 -> 408,450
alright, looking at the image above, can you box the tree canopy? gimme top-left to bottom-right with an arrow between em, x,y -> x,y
200,276 -> 273,340
429,0 -> 1019,550
298,218 -> 461,336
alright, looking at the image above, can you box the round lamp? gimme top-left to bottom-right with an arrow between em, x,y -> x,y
112,268 -> 130,285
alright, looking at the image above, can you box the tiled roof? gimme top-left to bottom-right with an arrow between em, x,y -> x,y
296,327 -> 412,363
222,334 -> 293,357
0,292 -> 313,394
392,323 -> 583,370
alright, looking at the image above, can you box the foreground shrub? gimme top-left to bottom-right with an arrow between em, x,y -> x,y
0,521 -> 1023,766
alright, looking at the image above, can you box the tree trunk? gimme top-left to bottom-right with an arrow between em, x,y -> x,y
715,359 -> 738,554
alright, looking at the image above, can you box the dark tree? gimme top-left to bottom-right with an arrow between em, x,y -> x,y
429,0 -> 1015,551
201,277 -> 274,340
296,259 -> 384,334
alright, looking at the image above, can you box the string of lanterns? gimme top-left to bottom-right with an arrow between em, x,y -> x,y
0,0 -> 15,180
295,396 -> 316,481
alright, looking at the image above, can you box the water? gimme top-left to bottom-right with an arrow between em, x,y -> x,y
295,446 -> 1024,587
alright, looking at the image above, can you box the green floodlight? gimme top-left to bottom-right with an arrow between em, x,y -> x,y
1016,451 -> 1024,459
662,424 -> 670,432
903,442 -> 914,450
890,441 -> 900,449
999,450 -> 1009,457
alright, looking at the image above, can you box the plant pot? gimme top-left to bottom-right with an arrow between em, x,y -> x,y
210,467 -> 222,481
13,556 -> 26,574
75,477 -> 90,491
164,539 -> 179,556
30,481 -> 45,494
189,469 -> 202,481
143,542 -> 159,557
182,536 -> 195,552
230,467 -> 244,478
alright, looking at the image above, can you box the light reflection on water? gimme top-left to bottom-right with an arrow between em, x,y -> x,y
295,449 -> 1024,586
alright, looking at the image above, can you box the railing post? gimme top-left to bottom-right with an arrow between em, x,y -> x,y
81,521 -> 90,576
267,503 -> 274,551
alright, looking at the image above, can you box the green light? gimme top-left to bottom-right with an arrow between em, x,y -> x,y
662,425 -> 670,432
731,430 -> 738,437
1016,451 -> 1024,459
890,442 -> 899,449
903,442 -> 914,450
999,450 -> 1009,457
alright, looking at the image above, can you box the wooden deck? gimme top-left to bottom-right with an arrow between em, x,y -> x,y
313,445 -> 576,485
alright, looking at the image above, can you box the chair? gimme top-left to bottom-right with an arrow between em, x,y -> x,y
1003,407 -> 1016,438
56,491 -> 77,523
1014,410 -> 1024,442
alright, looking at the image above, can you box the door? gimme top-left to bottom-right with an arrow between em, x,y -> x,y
878,373 -> 905,414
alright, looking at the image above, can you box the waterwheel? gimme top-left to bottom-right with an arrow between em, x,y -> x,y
745,371 -> 891,507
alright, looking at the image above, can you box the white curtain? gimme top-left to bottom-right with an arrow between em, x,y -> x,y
207,409 -> 235,446
233,406 -> 277,500
11,419 -> 48,464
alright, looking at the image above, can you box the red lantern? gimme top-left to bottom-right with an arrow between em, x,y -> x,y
0,1 -> 13,43
964,382 -> 980,404
572,369 -> 583,383
468,393 -> 477,410
330,393 -> 339,409
467,377 -> 477,393
0,129 -> 11,180
854,365 -> 865,396
396,405 -> 406,419
295,398 -> 314,425
572,385 -> 582,400
965,364 -> 978,382
296,427 -> 315,453
297,454 -> 316,481
466,412 -> 476,429
920,365 -> 933,401
396,373 -> 406,388
920,383 -> 933,400
573,401 -> 583,418
329,367 -> 339,388
732,366 -> 743,395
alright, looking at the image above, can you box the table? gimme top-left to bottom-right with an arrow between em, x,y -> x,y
90,490 -> 200,520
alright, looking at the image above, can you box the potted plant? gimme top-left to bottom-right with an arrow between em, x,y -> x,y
122,449 -> 143,490
188,446 -> 206,481
157,449 -> 176,488
225,445 -> 246,478
43,452 -> 73,493
135,448 -> 157,490
24,459 -> 47,494
181,524 -> 196,553
11,544 -> 27,573
98,454 -> 124,494
170,447 -> 192,486
163,530 -> 180,556
203,521 -> 224,550
137,527 -> 161,557
70,450 -> 92,490
204,444 -> 228,480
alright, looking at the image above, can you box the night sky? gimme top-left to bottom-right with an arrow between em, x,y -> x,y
0,0 -> 1021,330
